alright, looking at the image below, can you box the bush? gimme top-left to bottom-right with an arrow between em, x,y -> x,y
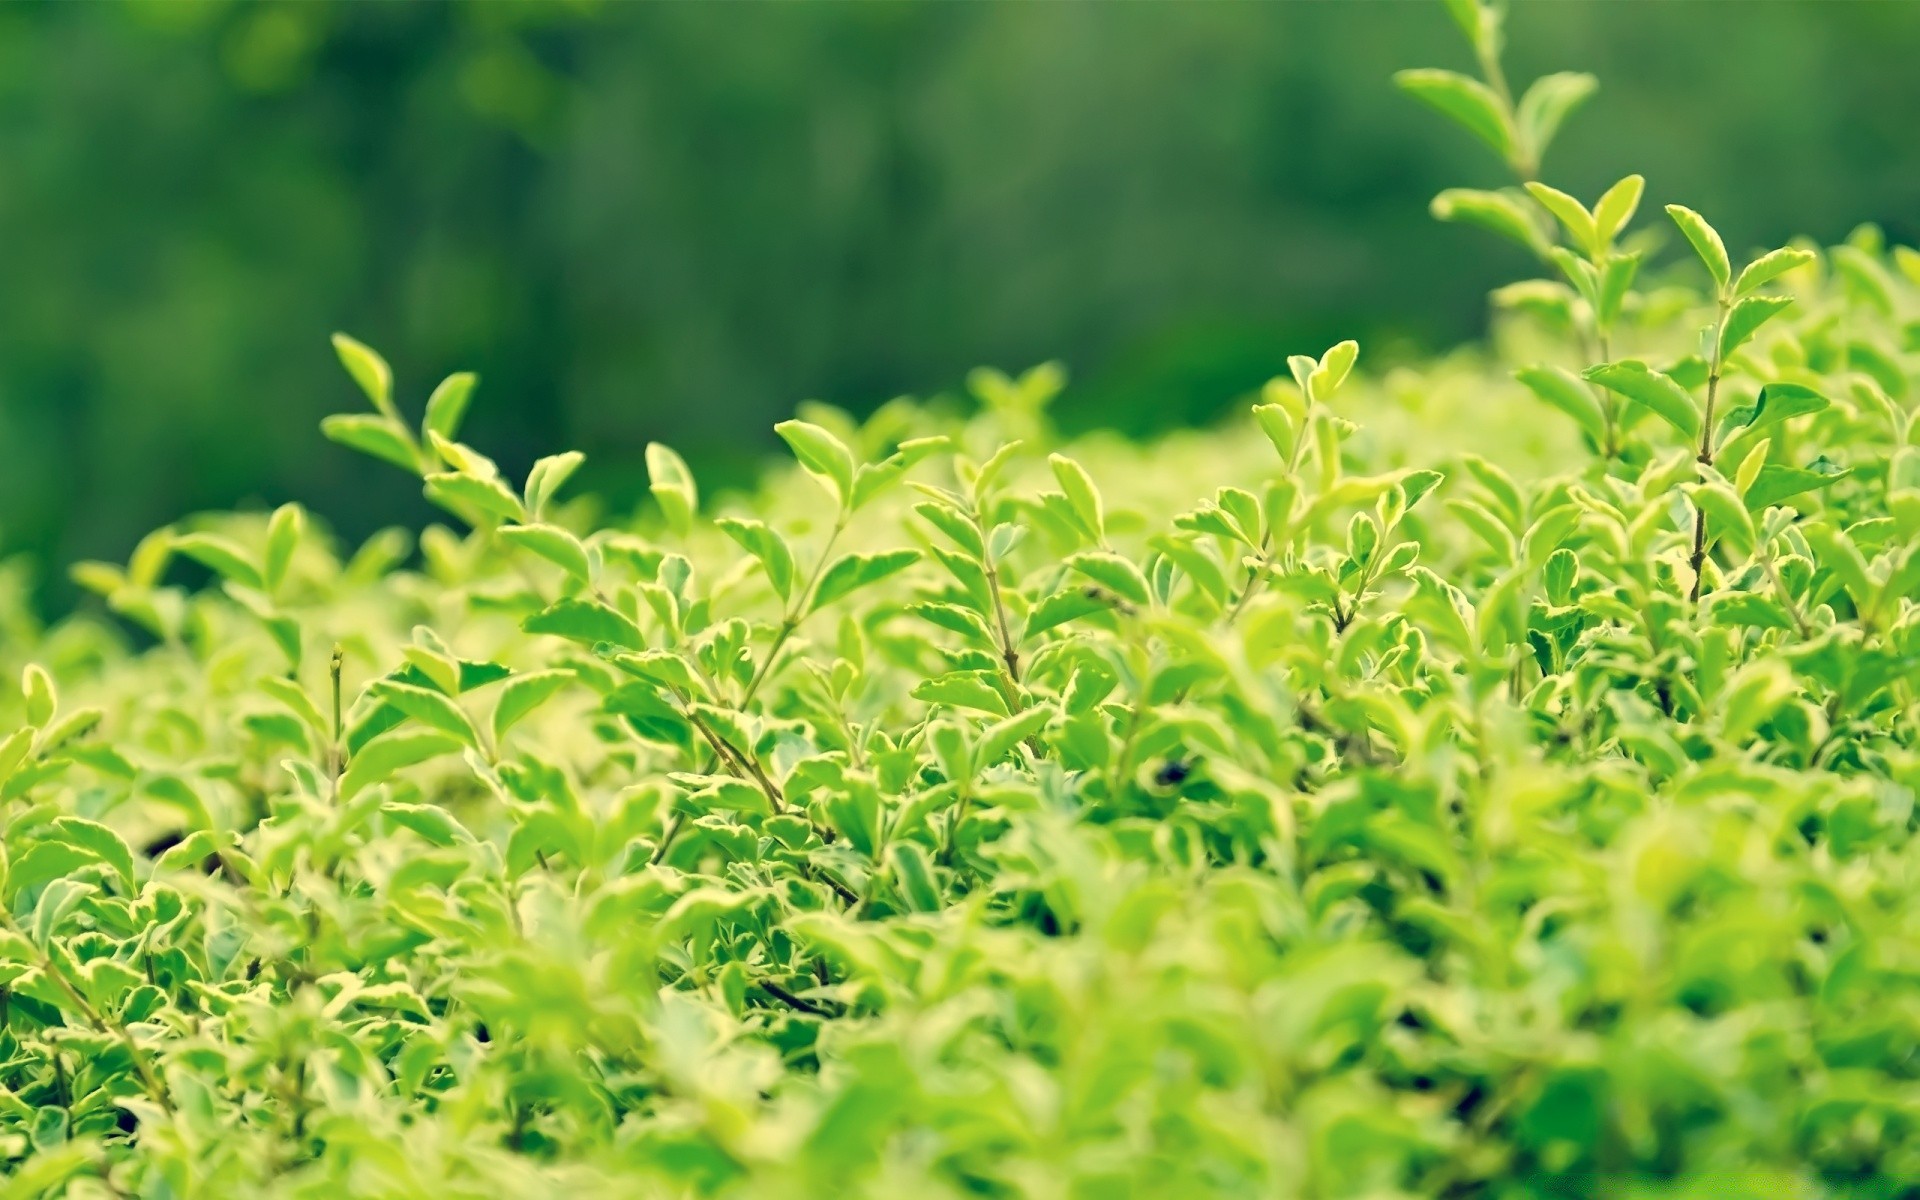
5,4 -> 1920,1195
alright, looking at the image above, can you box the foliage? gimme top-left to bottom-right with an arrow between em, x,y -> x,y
5,4 -> 1920,1196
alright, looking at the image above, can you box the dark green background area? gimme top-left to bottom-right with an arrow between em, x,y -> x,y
4,0 -> 1917,596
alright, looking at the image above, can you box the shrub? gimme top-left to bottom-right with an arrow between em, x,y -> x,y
5,4 -> 1920,1195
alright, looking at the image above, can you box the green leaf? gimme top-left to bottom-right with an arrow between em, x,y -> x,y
1067,551 -> 1151,607
1394,69 -> 1514,163
912,671 -> 1009,717
716,518 -> 796,600
423,472 -> 527,525
369,680 -> 482,749
526,450 -> 586,519
264,503 -> 303,592
492,669 -> 575,742
339,729 -> 465,800
1745,463 -> 1849,511
1592,174 -> 1644,245
1430,188 -> 1550,256
423,372 -> 478,443
1514,71 -> 1597,166
887,842 -> 942,913
1524,182 -> 1598,256
1718,295 -> 1794,359
1048,454 -> 1105,542
1515,366 -> 1605,446
384,802 -> 475,847
22,664 -> 56,728
1666,204 -> 1731,292
47,817 -> 136,891
522,597 -> 645,650
775,419 -> 857,506
810,550 -> 920,613
332,332 -> 396,420
1722,383 -> 1829,441
1583,361 -> 1700,440
646,443 -> 698,535
1733,247 -> 1816,297
976,704 -> 1054,766
173,533 -> 264,590
499,523 -> 593,583
322,414 -> 420,473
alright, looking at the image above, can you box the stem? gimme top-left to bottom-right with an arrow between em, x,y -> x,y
741,515 -> 847,708
968,506 -> 1022,685
1689,299 -> 1731,604
328,645 -> 345,786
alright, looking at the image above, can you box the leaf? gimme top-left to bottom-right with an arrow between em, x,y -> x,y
383,802 -> 475,847
1733,247 -> 1816,297
1514,71 -> 1597,166
1394,69 -> 1514,162
1718,295 -> 1794,359
1592,174 -> 1644,245
912,671 -> 1010,717
21,664 -> 55,728
1309,340 -> 1360,402
499,523 -> 592,583
492,669 -> 575,742
423,472 -> 526,525
716,518 -> 796,600
332,332 -> 396,420
46,817 -> 135,891
526,450 -> 586,519
173,533 -> 263,590
1048,454 -> 1104,541
1430,188 -> 1550,256
1745,464 -> 1849,511
522,597 -> 645,651
339,729 -> 465,800
1067,552 -> 1151,607
646,443 -> 698,535
1524,182 -> 1598,256
1515,366 -> 1605,446
1708,592 -> 1797,631
322,414 -> 420,473
1666,204 -> 1731,291
975,705 -> 1054,766
423,372 -> 478,442
369,680 -> 482,749
1024,588 -> 1109,638
810,550 -> 920,613
887,842 -> 942,913
1583,361 -> 1700,440
264,503 -> 303,592
775,419 -> 856,506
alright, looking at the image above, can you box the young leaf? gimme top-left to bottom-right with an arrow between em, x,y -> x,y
264,503 -> 303,592
423,372 -> 478,443
339,729 -> 465,800
173,533 -> 264,591
1430,189 -> 1550,256
716,518 -> 797,600
775,420 -> 857,506
1067,551 -> 1152,607
522,597 -> 645,650
1524,182 -> 1598,257
1592,174 -> 1645,246
1733,247 -> 1816,297
492,669 -> 575,742
646,444 -> 698,536
1718,295 -> 1795,359
810,550 -> 920,613
1394,69 -> 1515,163
1584,361 -> 1701,440
1048,454 -> 1105,542
498,523 -> 593,583
526,451 -> 586,519
1514,71 -> 1597,167
321,414 -> 421,474
1665,204 -> 1731,292
332,332 -> 396,420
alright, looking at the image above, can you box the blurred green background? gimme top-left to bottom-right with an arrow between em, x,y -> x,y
5,0 -> 1918,602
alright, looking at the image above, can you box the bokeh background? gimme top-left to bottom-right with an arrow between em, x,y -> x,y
5,0 -> 1919,605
